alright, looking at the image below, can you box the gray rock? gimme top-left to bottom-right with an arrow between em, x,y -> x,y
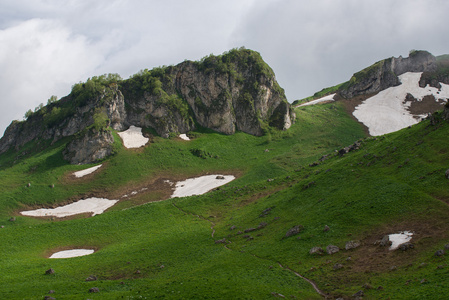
285,225 -> 303,238
86,275 -> 97,281
63,128 -> 115,165
435,249 -> 445,256
399,242 -> 414,251
444,243 -> 449,250
89,287 -> 100,293
44,296 -> 56,300
340,51 -> 436,99
323,225 -> 330,232
45,268 -> 55,275
345,240 -> 361,250
379,235 -> 392,247
326,245 -> 340,255
309,247 -> 324,255
333,263 -> 343,270
445,169 -> 449,179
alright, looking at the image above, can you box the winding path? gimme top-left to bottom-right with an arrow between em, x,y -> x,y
171,201 -> 327,298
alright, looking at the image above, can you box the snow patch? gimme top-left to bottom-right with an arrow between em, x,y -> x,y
389,231 -> 413,250
20,197 -> 118,218
171,175 -> 235,198
179,134 -> 190,141
73,164 -> 102,178
118,126 -> 149,148
50,249 -> 94,258
353,72 -> 449,136
299,94 -> 336,107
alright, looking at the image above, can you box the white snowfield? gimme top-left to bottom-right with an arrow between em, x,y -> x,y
389,231 -> 413,250
118,126 -> 149,148
179,134 -> 190,141
171,175 -> 235,198
353,72 -> 449,136
20,197 -> 118,218
298,93 -> 336,107
49,249 -> 94,258
73,164 -> 102,178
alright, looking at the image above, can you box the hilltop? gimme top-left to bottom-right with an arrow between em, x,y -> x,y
0,48 -> 295,164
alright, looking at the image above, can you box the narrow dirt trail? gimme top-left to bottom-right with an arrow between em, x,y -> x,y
172,202 -> 216,237
171,201 -> 327,298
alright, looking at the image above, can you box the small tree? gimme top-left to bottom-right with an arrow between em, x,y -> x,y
24,109 -> 33,120
34,103 -> 44,112
47,95 -> 58,105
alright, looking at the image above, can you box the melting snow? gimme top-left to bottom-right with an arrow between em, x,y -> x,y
353,72 -> 449,136
73,164 -> 102,178
118,126 -> 149,148
49,249 -> 94,258
299,93 -> 336,107
20,197 -> 118,218
179,134 -> 190,141
171,175 -> 235,198
389,231 -> 413,250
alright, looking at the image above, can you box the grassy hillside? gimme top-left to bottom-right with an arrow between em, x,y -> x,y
1,101 -> 449,299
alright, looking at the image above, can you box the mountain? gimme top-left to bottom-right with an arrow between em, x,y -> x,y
0,48 -> 295,164
295,50 -> 449,136
1,49 -> 449,299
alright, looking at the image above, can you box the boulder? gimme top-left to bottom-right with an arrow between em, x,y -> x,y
86,275 -> 97,282
399,242 -> 414,251
89,287 -> 100,293
285,225 -> 304,238
379,235 -> 392,247
345,240 -> 361,250
45,268 -> 55,275
333,263 -> 343,270
326,245 -> 340,255
435,249 -> 445,256
309,247 -> 324,255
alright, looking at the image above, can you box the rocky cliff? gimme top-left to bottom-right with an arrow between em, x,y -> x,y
0,48 -> 295,164
339,50 -> 438,98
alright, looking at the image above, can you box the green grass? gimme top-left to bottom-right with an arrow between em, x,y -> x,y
2,101 -> 449,298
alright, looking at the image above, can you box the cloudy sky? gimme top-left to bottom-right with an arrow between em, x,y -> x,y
1,0 -> 449,136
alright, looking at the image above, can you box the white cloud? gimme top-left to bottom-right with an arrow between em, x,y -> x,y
0,18 -> 107,134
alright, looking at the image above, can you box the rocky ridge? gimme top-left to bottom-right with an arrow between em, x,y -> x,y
339,50 -> 438,99
0,48 -> 295,164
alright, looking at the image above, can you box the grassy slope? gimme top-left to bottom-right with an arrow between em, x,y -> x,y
1,101 -> 449,299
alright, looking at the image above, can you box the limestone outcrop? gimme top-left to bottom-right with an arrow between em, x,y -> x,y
339,50 -> 437,99
0,48 -> 295,164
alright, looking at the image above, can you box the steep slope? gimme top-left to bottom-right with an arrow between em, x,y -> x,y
0,48 -> 295,164
298,50 -> 449,136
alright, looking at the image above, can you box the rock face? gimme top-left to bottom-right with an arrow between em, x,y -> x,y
0,49 -> 295,164
339,50 -> 437,99
63,128 -> 115,165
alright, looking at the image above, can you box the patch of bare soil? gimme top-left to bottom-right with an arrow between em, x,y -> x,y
335,94 -> 375,136
335,214 -> 449,276
404,94 -> 446,116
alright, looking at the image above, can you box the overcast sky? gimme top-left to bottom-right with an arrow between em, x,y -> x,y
1,0 -> 449,136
